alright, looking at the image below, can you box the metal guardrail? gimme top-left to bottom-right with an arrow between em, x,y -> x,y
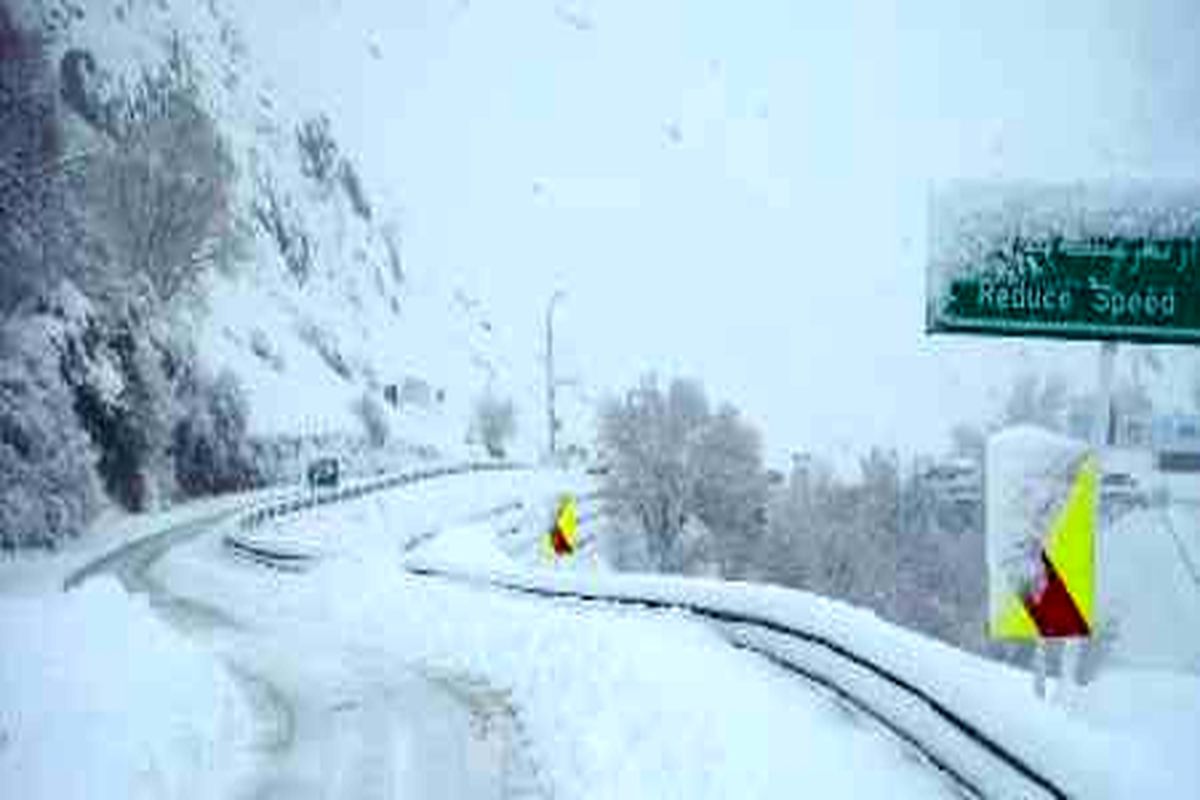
223,536 -> 314,572
216,472 -> 1065,798
401,563 -> 1068,800
222,461 -> 531,567
402,499 -> 528,554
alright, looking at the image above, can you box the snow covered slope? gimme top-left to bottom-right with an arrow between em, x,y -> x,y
20,0 -> 512,456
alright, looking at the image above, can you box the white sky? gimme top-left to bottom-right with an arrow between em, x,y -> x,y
239,0 -> 1200,468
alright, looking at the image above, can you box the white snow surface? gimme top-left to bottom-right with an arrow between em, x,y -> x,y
7,466 -> 1192,800
161,557 -> 958,799
177,465 -> 1193,798
0,579 -> 253,800
0,483 -> 297,596
1058,666 -> 1200,794
403,555 -> 1183,799
157,471 -> 962,799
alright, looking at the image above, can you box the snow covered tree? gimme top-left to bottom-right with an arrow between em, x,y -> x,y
172,367 -> 258,497
84,49 -> 234,310
755,446 -> 988,651
0,6 -> 83,315
780,454 -> 901,609
297,114 -> 338,186
598,376 -> 766,575
0,315 -> 99,551
690,403 -> 768,577
472,391 -> 515,459
598,377 -> 692,571
65,314 -> 171,512
1004,371 -> 1069,432
353,391 -> 390,449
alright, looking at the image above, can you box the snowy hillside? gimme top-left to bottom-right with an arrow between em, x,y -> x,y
20,0 -> 510,457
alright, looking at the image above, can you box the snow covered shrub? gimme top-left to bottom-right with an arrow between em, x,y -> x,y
68,317 -> 173,512
254,169 -> 314,285
0,320 -> 98,551
690,404 -> 769,576
598,376 -> 766,575
758,448 -> 990,653
295,113 -> 371,219
472,391 -> 516,459
381,220 -> 404,285
296,114 -> 338,186
296,319 -> 351,380
249,327 -> 284,371
84,46 -> 235,309
352,392 -> 389,448
171,367 -> 259,497
338,158 -> 371,220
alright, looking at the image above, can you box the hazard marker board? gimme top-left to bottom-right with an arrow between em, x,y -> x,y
987,427 -> 1097,640
546,495 -> 578,558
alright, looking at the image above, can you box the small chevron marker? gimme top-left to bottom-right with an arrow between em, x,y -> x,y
546,495 -> 578,558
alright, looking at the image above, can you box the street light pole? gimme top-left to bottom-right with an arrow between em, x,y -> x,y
545,290 -> 566,462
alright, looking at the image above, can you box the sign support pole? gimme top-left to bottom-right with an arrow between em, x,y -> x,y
1034,642 -> 1047,699
1096,341 -> 1117,449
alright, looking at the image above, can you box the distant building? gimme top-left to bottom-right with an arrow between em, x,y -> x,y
382,376 -> 442,411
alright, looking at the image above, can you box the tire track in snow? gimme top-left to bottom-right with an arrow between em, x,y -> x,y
420,666 -> 552,800
67,466 -> 556,799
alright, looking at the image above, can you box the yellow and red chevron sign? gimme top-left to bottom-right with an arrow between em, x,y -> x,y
991,455 -> 1097,639
545,494 -> 578,558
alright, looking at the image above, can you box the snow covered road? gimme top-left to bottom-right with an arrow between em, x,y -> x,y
65,472 -> 551,799
130,470 -> 969,800
42,465 -> 1177,799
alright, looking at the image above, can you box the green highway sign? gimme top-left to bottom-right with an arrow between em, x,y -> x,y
926,183 -> 1200,344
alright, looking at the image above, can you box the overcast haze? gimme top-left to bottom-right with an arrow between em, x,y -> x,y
239,0 -> 1200,468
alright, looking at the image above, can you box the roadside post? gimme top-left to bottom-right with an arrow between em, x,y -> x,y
545,494 -> 579,561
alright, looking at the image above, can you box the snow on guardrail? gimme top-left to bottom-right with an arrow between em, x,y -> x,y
221,461 -> 532,569
400,559 -> 1168,800
208,468 -> 1170,798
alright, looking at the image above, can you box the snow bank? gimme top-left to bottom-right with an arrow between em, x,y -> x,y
0,579 -> 252,800
412,521 -> 516,571
150,465 -> 1185,798
1058,667 -> 1200,792
1100,503 -> 1200,672
400,557 -> 1176,799
0,483 -> 296,597
157,467 -> 951,799
161,554 -> 957,799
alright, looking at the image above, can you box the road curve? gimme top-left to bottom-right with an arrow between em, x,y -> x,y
65,485 -> 544,799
